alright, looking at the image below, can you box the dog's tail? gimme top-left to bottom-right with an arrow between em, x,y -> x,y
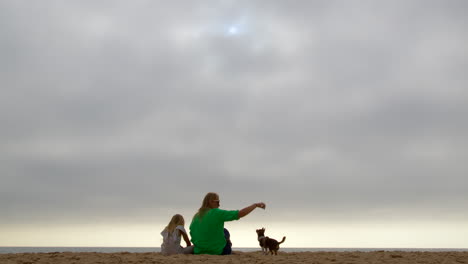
278,236 -> 286,244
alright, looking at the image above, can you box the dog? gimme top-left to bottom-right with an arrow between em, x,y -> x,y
256,228 -> 286,255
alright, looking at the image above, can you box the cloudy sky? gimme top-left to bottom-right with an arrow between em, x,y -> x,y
1,0 -> 467,248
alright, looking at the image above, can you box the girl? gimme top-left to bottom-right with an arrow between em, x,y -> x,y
160,214 -> 193,255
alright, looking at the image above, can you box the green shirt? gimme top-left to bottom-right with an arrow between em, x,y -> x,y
189,208 -> 239,255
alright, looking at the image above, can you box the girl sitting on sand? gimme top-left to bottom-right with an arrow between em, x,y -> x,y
161,214 -> 193,255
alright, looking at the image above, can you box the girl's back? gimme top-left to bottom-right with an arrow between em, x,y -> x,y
161,225 -> 186,255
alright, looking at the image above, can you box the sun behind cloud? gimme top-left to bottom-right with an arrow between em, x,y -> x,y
227,25 -> 239,35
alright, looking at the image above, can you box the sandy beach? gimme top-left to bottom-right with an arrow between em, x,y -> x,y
1,251 -> 467,264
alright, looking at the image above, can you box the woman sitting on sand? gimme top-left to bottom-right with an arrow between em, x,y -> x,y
161,214 -> 193,255
189,192 -> 266,255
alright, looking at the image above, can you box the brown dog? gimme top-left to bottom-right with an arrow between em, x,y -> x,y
256,228 -> 286,255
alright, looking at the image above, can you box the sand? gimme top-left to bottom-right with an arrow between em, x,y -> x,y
1,251 -> 467,264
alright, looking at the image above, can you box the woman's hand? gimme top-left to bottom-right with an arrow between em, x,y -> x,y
255,202 -> 266,209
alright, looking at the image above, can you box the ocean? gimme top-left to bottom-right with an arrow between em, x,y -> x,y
1,247 -> 466,254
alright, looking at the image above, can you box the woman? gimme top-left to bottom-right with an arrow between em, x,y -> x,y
189,192 -> 266,255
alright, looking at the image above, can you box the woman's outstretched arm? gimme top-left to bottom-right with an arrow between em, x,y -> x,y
238,202 -> 266,218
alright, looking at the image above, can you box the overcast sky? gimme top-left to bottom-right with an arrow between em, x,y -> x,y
1,0 -> 467,248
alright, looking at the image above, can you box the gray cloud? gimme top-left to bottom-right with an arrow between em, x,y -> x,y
1,0 -> 467,227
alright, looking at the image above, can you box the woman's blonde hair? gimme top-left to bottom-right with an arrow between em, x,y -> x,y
194,192 -> 219,219
165,214 -> 185,233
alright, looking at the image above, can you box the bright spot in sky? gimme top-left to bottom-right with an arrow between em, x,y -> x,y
228,26 -> 238,35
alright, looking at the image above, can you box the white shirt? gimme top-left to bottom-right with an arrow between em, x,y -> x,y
160,225 -> 187,255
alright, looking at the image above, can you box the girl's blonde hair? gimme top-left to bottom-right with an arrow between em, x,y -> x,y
194,192 -> 219,219
165,214 -> 185,233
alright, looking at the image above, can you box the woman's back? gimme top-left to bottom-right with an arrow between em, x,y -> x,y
190,208 -> 239,254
